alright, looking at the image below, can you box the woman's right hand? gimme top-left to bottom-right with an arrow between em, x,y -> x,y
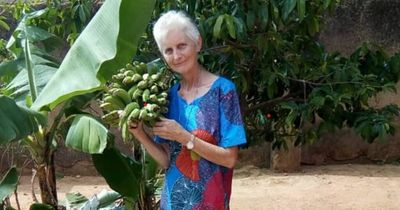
128,121 -> 147,140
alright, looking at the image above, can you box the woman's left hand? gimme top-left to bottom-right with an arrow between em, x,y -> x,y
152,118 -> 188,142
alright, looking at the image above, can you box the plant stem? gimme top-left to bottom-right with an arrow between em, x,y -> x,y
24,38 -> 38,102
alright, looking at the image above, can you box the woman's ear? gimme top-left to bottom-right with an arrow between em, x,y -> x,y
196,36 -> 202,52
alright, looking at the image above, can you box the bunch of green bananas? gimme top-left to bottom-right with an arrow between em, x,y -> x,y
100,61 -> 172,141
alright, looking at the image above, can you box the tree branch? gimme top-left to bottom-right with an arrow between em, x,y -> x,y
244,90 -> 291,114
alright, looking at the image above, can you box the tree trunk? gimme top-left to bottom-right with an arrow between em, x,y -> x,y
36,150 -> 58,207
271,137 -> 301,173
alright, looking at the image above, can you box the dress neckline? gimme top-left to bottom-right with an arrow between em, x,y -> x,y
177,76 -> 221,105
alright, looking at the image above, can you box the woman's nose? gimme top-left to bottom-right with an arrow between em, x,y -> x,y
173,50 -> 182,61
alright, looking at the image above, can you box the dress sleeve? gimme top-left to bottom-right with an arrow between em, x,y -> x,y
219,81 -> 247,148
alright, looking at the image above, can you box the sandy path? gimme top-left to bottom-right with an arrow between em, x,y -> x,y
9,164 -> 400,210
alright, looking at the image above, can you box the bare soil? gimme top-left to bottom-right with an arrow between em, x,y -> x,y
10,164 -> 400,210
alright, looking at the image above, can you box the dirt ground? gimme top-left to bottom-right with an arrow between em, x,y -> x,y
9,164 -> 400,210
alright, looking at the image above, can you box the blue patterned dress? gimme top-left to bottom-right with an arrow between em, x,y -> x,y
155,76 -> 247,210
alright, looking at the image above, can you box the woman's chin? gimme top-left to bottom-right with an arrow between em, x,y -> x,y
172,67 -> 190,75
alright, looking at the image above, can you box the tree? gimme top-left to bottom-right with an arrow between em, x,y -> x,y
136,0 -> 400,149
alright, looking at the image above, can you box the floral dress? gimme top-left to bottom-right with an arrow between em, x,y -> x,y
155,76 -> 247,210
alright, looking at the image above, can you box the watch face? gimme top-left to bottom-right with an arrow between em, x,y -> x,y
186,140 -> 194,150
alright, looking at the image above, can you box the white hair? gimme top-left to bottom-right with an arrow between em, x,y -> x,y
153,10 -> 200,52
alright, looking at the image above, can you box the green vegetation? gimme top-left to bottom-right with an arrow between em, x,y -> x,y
0,0 -> 399,209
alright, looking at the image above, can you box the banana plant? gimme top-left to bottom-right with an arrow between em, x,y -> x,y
0,0 -> 155,208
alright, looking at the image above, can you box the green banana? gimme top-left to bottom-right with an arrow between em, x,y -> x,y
113,88 -> 131,105
102,110 -> 120,126
146,103 -> 160,113
137,80 -> 148,89
157,98 -> 168,106
124,70 -> 134,77
129,108 -> 141,122
150,85 -> 159,94
139,109 -> 149,120
142,89 -> 151,102
103,95 -> 125,109
121,122 -> 130,142
125,63 -> 134,70
119,102 -> 140,127
122,76 -> 134,85
132,74 -> 142,83
149,94 -> 158,103
142,73 -> 150,81
161,107 -> 168,114
132,89 -> 143,99
99,102 -> 120,112
128,86 -> 138,99
150,73 -> 160,81
160,92 -> 168,98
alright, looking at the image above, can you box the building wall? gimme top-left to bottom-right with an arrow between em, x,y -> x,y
301,0 -> 400,165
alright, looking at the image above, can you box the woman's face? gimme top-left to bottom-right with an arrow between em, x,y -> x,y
161,29 -> 201,75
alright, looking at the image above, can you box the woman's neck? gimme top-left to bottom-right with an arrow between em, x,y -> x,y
181,66 -> 203,91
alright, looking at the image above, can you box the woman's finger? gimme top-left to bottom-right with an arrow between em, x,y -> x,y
129,121 -> 138,129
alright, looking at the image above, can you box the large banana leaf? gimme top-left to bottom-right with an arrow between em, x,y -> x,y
65,114 -> 109,154
0,167 -> 18,201
0,95 -> 46,144
6,47 -> 58,105
92,148 -> 142,199
32,0 -> 156,111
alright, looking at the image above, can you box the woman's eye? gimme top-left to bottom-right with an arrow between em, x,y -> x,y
164,48 -> 172,54
178,44 -> 187,49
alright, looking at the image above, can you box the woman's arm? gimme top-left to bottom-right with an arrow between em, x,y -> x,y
153,119 -> 238,168
129,122 -> 170,169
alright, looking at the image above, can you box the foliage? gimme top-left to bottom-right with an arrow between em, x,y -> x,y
0,167 -> 18,207
0,0 -> 156,208
136,0 -> 400,148
0,0 -> 96,46
63,190 -> 121,209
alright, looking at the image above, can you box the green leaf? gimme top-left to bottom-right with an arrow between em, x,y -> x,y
0,19 -> 10,31
213,15 -> 224,39
64,192 -> 88,209
79,5 -> 88,23
0,95 -> 46,144
224,15 -> 236,39
32,0 -> 156,111
6,9 -> 49,50
65,115 -> 109,154
307,17 -> 319,35
92,148 -> 142,199
29,203 -> 54,210
297,0 -> 306,21
246,11 -> 256,30
259,2 -> 269,30
0,167 -> 18,201
323,0 -> 332,9
0,57 -> 24,78
96,190 -> 120,208
282,0 -> 297,21
6,61 -> 57,105
309,96 -> 325,107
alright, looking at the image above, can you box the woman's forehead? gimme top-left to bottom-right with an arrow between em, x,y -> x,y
162,30 -> 193,46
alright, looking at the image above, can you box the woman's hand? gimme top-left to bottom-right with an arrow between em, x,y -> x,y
128,121 -> 148,140
152,118 -> 188,143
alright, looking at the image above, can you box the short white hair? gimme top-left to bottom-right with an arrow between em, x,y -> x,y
153,10 -> 200,52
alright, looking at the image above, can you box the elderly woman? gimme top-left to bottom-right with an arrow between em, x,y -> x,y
129,10 -> 246,209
